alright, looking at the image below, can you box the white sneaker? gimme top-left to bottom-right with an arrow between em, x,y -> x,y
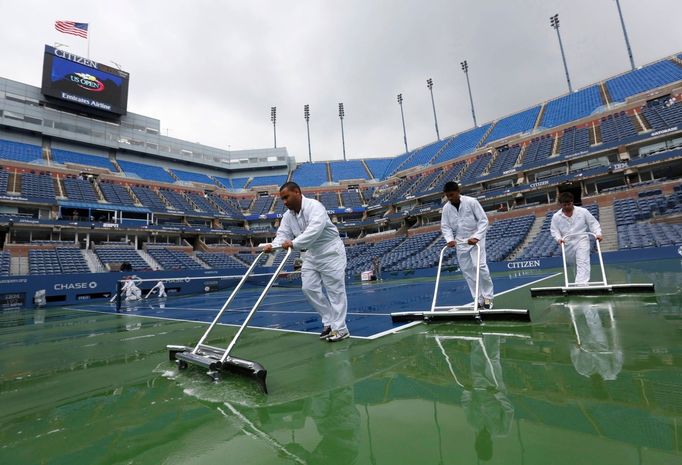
326,330 -> 350,342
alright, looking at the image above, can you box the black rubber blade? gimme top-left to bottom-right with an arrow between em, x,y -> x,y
531,283 -> 655,297
220,356 -> 268,394
391,311 -> 428,322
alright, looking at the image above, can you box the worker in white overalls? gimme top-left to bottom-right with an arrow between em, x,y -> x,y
264,181 -> 349,342
146,280 -> 167,299
441,181 -> 494,309
550,192 -> 603,285
122,275 -> 142,301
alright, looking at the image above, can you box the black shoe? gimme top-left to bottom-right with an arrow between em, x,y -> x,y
319,326 -> 332,339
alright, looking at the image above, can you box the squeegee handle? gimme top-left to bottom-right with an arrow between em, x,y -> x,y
192,247 -> 282,354
560,232 -> 607,286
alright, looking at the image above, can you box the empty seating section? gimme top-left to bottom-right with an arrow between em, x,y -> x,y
341,190 -> 363,207
364,158 -> 394,180
346,237 -> 405,275
51,149 -> 113,170
94,245 -> 151,271
146,247 -> 203,270
519,205 -> 599,259
197,252 -> 248,269
460,152 -> 493,183
208,194 -> 243,218
397,140 -> 450,173
329,160 -> 368,182
238,198 -> 253,211
29,247 -> 90,274
0,251 -> 9,276
485,215 -> 535,261
606,60 -> 682,103
117,159 -> 176,183
100,182 -> 136,206
186,192 -> 221,215
520,135 -> 554,168
169,168 -> 214,184
411,170 -> 442,195
318,192 -> 340,209
599,112 -> 638,145
486,146 -> 521,178
291,162 -> 329,187
431,124 -> 491,165
486,106 -> 541,143
615,188 -> 682,249
0,139 -> 42,164
381,231 -> 441,271
272,196 -> 287,213
213,176 -> 232,189
559,126 -> 591,157
378,177 -> 415,204
230,177 -> 249,190
641,100 -> 682,131
0,169 -> 9,194
21,173 -> 56,199
131,186 -> 168,211
382,152 -> 413,178
540,86 -> 603,129
159,189 -> 194,212
439,160 -> 468,183
250,174 -> 289,187
250,195 -> 273,215
63,177 -> 99,202
617,223 -> 682,249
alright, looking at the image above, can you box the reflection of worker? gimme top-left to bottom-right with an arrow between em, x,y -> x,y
145,280 -> 167,299
550,192 -> 602,285
460,335 -> 513,462
569,302 -> 623,381
121,275 -> 142,301
372,256 -> 382,281
284,348 -> 360,463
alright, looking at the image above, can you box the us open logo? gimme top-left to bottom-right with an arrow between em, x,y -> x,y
69,73 -> 105,92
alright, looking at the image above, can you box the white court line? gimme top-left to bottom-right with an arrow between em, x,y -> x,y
63,306 -> 374,339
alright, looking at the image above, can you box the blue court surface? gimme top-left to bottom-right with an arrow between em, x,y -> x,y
67,272 -> 553,338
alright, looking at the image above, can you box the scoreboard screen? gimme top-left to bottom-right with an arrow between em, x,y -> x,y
41,45 -> 129,116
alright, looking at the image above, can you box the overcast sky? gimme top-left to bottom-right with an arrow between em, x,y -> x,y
2,1 -> 682,163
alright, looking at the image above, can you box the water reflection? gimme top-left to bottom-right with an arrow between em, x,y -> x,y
434,332 -> 523,462
568,301 -> 623,381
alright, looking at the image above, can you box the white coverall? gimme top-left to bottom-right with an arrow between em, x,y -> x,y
441,195 -> 494,305
550,206 -> 602,285
272,195 -> 348,333
122,276 -> 142,301
146,281 -> 167,298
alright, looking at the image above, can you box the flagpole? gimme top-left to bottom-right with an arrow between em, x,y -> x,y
87,25 -> 90,58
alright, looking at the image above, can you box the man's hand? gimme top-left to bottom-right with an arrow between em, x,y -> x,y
281,239 -> 294,250
447,240 -> 456,248
467,238 -> 479,245
262,244 -> 274,253
596,235 -> 603,242
557,239 -> 564,245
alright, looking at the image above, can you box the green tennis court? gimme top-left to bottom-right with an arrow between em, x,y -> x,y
1,259 -> 680,465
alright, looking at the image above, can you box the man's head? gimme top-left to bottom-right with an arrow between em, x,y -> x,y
279,181 -> 303,212
443,181 -> 461,205
558,191 -> 574,213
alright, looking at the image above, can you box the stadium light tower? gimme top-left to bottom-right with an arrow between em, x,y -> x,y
459,62 -> 478,127
304,104 -> 312,163
270,106 -> 277,148
426,79 -> 441,140
338,102 -> 347,161
550,14 -> 573,93
397,94 -> 409,153
614,0 -> 636,70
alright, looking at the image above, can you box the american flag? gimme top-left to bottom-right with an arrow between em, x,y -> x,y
55,21 -> 88,38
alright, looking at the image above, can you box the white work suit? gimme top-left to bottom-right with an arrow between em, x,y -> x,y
550,206 -> 602,285
122,276 -> 142,301
569,302 -> 623,381
272,195 -> 348,333
441,195 -> 494,305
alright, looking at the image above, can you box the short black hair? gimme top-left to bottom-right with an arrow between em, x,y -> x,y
558,191 -> 574,203
443,181 -> 460,193
280,181 -> 301,193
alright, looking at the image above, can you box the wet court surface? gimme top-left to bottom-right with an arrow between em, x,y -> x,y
0,260 -> 680,464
